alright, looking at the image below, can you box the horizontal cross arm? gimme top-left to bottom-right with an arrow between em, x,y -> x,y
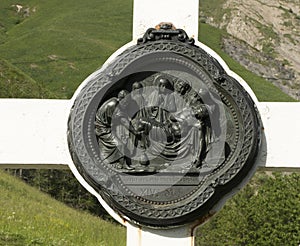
0,100 -> 299,171
257,102 -> 300,171
0,99 -> 72,168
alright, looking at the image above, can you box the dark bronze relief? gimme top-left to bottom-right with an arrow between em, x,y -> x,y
95,74 -> 218,173
68,25 -> 261,227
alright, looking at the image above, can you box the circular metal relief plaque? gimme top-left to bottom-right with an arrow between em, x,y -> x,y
68,26 -> 261,227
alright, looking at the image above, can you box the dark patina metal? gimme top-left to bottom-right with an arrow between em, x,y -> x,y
68,25 -> 261,227
137,22 -> 195,45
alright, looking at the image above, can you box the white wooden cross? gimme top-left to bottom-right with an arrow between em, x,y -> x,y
0,0 -> 299,245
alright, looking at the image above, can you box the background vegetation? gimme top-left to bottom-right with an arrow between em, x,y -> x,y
0,170 -> 126,246
0,0 -> 299,245
196,172 -> 300,245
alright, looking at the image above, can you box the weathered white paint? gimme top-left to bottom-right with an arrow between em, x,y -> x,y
126,222 -> 195,246
0,99 -> 72,168
132,0 -> 199,42
258,102 -> 300,171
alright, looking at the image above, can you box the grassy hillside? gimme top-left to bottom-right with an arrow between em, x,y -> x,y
0,169 -> 126,245
0,0 -> 295,101
0,0 -> 133,98
0,59 -> 54,98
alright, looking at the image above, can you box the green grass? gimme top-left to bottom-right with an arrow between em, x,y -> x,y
0,0 -> 296,101
0,59 -> 54,98
0,169 -> 126,245
0,0 -> 133,98
199,0 -> 228,24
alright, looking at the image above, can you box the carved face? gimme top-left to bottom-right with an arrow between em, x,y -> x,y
118,90 -> 129,107
193,105 -> 207,120
132,82 -> 143,91
190,91 -> 201,104
175,81 -> 190,94
158,78 -> 169,93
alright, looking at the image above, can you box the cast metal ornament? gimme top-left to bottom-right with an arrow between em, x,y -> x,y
68,24 -> 261,227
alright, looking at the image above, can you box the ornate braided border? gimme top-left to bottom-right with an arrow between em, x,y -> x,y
68,40 -> 260,225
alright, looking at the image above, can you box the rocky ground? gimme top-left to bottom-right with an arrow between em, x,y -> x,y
201,0 -> 300,100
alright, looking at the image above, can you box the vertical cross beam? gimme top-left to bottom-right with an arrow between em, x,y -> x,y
124,0 -> 200,245
0,1 -> 300,246
126,223 -> 195,246
132,0 -> 199,41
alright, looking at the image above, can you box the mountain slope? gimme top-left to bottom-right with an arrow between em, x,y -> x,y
201,0 -> 300,100
0,0 -> 295,101
199,23 -> 295,101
